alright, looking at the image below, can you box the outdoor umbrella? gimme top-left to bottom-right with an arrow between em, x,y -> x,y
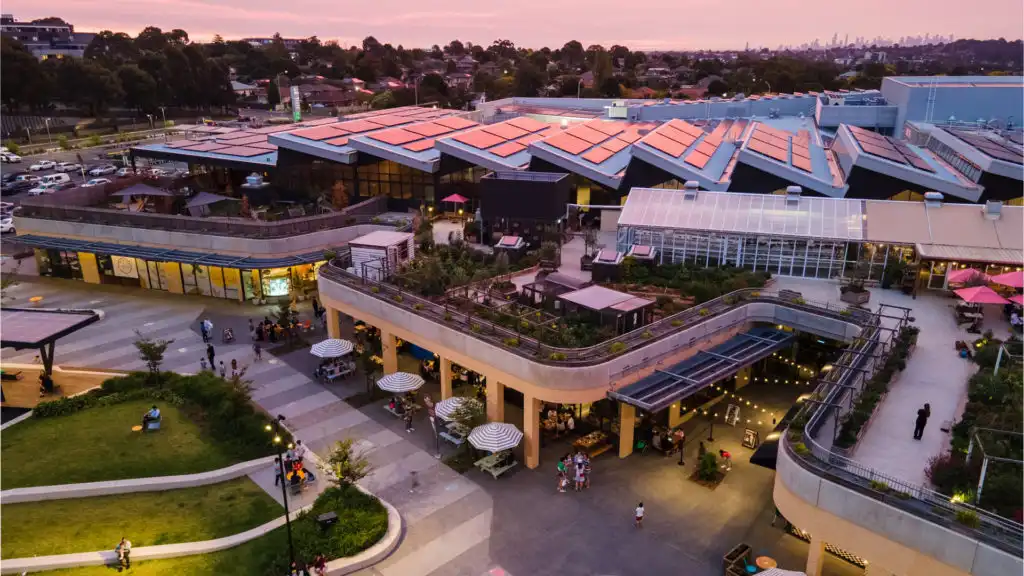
435,396 -> 480,420
468,422 -> 523,453
946,268 -> 989,284
954,286 -> 1010,305
758,569 -> 807,576
1009,294 -> 1024,306
990,270 -> 1024,289
376,372 -> 425,393
441,193 -> 468,216
310,338 -> 354,358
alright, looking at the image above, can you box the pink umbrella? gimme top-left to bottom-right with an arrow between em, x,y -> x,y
441,194 -> 468,203
1009,294 -> 1024,306
954,286 -> 1010,305
990,270 -> 1024,289
946,268 -> 989,284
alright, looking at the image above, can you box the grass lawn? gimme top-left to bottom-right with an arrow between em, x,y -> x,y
1,477 -> 281,559
36,528 -> 290,576
1,399 -> 251,489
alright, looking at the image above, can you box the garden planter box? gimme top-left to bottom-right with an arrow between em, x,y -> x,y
840,288 -> 871,305
835,390 -> 889,458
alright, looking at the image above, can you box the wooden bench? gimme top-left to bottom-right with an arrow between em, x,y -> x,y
439,422 -> 468,446
474,451 -> 517,479
0,370 -> 23,381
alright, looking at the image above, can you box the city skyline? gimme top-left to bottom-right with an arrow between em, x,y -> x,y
7,0 -> 1023,51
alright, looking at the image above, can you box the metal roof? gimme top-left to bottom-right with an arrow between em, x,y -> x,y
1,308 -> 101,349
14,235 -> 326,270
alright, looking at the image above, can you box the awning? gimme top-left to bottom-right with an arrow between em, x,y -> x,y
186,192 -> 240,208
917,243 -> 1024,266
13,234 -> 326,270
0,308 -> 101,349
109,183 -> 176,197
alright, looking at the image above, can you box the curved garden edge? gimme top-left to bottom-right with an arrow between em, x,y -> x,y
0,456 -> 276,504
0,364 -> 126,432
0,487 -> 403,575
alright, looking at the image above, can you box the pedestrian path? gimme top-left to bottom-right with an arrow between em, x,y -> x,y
1,280 -> 497,576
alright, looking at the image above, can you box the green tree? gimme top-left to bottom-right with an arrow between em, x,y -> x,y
1,37 -> 50,112
57,134 -> 70,150
273,302 -> 298,344
561,40 -> 585,67
513,62 -> 546,97
325,438 -> 373,486
135,26 -> 168,53
706,79 -> 729,96
266,79 -> 281,107
590,48 -> 614,88
85,31 -> 138,66
133,330 -> 173,383
117,64 -> 158,112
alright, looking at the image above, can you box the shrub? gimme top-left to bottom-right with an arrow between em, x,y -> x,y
503,337 -> 520,347
641,330 -> 654,339
470,323 -> 481,333
86,134 -> 103,147
869,480 -> 889,492
895,491 -> 912,500
57,134 -> 70,150
698,308 -> 710,317
370,286 -> 380,293
840,309 -> 852,316
413,303 -> 424,310
5,140 -> 20,155
791,442 -> 810,456
925,453 -> 974,495
609,342 -> 626,355
444,312 -> 453,322
671,320 -> 683,327
289,484 -> 388,565
955,509 -> 980,529
325,438 -> 373,486
323,248 -> 338,262
548,352 -> 566,361
392,294 -> 403,303
697,452 -> 718,480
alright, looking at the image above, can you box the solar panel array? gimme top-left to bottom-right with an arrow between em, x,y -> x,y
364,116 -> 482,153
445,117 -> 557,161
639,119 -> 703,160
746,124 -> 793,165
536,119 -> 653,166
948,129 -> 1024,165
847,126 -> 936,172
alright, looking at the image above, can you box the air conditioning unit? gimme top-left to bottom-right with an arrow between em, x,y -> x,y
984,200 -> 1003,220
683,180 -> 699,199
785,185 -> 802,204
924,191 -> 944,207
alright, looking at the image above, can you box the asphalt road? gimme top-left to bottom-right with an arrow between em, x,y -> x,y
0,155 -> 188,204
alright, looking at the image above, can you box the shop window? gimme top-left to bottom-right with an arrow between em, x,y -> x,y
182,264 -> 199,295
223,268 -> 241,300
194,265 -> 213,297
261,268 -> 292,297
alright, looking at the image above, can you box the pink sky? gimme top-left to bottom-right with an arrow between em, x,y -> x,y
9,0 -> 1023,50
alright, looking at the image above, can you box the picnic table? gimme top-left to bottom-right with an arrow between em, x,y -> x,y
474,450 -> 517,479
384,402 -> 421,418
439,422 -> 469,446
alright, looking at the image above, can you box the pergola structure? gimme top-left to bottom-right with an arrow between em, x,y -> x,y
0,308 -> 101,377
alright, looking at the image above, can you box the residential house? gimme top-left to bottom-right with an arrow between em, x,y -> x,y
445,73 -> 473,90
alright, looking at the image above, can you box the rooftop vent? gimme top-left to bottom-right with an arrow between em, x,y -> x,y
924,191 -> 944,207
984,200 -> 1003,220
785,185 -> 802,204
683,180 -> 699,199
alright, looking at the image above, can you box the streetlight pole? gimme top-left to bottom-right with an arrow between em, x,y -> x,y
44,118 -> 52,144
147,114 -> 154,130
266,415 -> 295,568
577,79 -> 584,99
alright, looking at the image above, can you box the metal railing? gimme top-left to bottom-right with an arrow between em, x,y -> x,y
18,195 -> 391,239
786,311 -> 1024,554
320,256 -> 861,367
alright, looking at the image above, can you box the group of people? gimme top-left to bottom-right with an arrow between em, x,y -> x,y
288,554 -> 328,576
650,426 -> 686,455
251,316 -> 287,344
556,450 -> 593,493
274,440 -> 316,492
198,347 -> 241,380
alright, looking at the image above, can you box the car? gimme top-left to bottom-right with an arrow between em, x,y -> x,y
2,171 -> 26,183
82,177 -> 112,188
13,174 -> 40,183
29,160 -> 56,171
1,180 -> 34,194
54,162 -> 81,173
146,168 -> 169,177
89,164 -> 118,176
0,216 -> 14,234
28,183 -> 59,195
116,167 -> 136,178
1,152 -> 22,163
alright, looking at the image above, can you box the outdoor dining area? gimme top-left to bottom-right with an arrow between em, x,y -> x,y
310,338 -> 356,382
947,269 -> 1023,334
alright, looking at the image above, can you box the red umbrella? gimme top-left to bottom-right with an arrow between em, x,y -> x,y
990,271 -> 1024,289
441,194 -> 468,203
954,286 -> 1010,305
946,268 -> 989,284
1009,294 -> 1024,306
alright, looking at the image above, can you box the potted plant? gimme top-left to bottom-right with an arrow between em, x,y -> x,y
840,261 -> 871,306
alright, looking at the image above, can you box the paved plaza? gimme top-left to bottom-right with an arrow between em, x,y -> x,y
2,277 -> 866,576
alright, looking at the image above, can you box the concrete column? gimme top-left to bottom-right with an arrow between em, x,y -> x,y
486,378 -> 504,423
380,328 -> 398,375
790,339 -> 800,361
805,537 -> 826,576
735,366 -> 752,390
618,403 -> 636,458
522,394 -> 541,469
668,402 -> 684,428
439,357 -> 452,400
326,307 -> 342,339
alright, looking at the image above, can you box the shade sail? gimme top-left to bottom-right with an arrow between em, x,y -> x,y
990,271 -> 1024,288
946,268 -> 989,284
185,191 -> 240,208
441,193 -> 468,203
954,286 -> 1010,305
1009,294 -> 1023,306
109,183 -> 175,197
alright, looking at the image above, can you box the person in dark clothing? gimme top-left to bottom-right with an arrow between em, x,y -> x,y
913,403 -> 931,440
206,343 -> 216,367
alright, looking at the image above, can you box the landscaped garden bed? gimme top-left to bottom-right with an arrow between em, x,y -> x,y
1,371 -> 289,489
1,477 -> 281,558
603,259 -> 771,305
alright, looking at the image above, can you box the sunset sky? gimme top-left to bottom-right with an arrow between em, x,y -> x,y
9,0 -> 1024,50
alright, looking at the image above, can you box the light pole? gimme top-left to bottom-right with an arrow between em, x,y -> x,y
44,118 -> 52,144
266,415 -> 296,568
577,79 -> 584,99
755,77 -> 771,94
146,114 -> 154,130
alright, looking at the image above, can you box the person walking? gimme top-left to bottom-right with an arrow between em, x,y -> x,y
403,406 -> 415,433
199,357 -> 208,371
249,319 -> 256,341
206,343 -> 215,367
409,470 -> 419,493
200,320 -> 209,343
698,441 -> 707,458
253,341 -> 262,361
219,361 -> 227,379
230,358 -> 239,379
719,449 -> 732,471
635,502 -> 645,528
914,403 -> 931,440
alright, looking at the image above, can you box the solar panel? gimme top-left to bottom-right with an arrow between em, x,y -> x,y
217,135 -> 268,146
367,115 -> 414,127
601,138 -> 629,153
405,122 -> 453,137
906,154 -> 936,172
516,133 -> 545,145
248,142 -> 278,150
618,131 -> 643,144
567,125 -> 609,145
435,117 -> 478,130
542,133 -> 591,155
588,121 -> 625,137
506,116 -> 549,132
488,141 -> 527,157
695,140 -> 718,157
684,150 -> 711,169
367,129 -> 421,146
216,131 -> 261,141
291,125 -> 348,141
403,139 -> 435,152
672,121 -> 704,138
791,145 -> 810,159
302,117 -> 342,127
215,146 -> 270,157
325,136 -> 349,146
452,130 -> 505,149
334,119 -> 386,133
249,125 -> 294,134
860,141 -> 908,164
792,155 -> 813,173
166,139 -> 200,148
582,147 -> 614,164
180,142 -> 230,152
747,139 -> 787,162
482,123 -> 529,140
643,133 -> 687,158
660,126 -> 698,147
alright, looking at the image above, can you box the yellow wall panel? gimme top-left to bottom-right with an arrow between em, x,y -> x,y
77,252 -> 101,284
162,262 -> 184,294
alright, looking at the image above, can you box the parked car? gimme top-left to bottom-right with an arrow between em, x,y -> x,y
28,183 -> 59,195
2,171 -> 27,183
82,177 -> 112,188
116,167 -> 136,178
89,164 -> 118,176
1,152 -> 22,163
1,216 -> 14,234
1,180 -> 35,194
13,174 -> 40,183
29,160 -> 56,171
40,173 -> 72,186
147,168 -> 169,177
54,162 -> 81,173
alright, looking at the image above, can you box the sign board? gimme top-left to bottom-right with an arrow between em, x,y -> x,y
112,255 -> 139,278
742,428 -> 759,449
290,85 -> 302,121
725,404 -> 741,427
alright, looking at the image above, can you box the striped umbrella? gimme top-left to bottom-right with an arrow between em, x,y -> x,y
310,339 -> 354,358
468,422 -> 523,452
376,372 -> 425,393
435,397 -> 480,420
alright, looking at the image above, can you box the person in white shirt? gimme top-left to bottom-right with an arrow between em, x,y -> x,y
142,405 -> 160,430
116,537 -> 132,568
293,440 -> 307,462
635,502 -> 644,528
566,415 -> 575,431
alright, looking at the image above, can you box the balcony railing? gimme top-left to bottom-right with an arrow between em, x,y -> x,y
320,256 -> 866,367
18,194 -> 389,239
